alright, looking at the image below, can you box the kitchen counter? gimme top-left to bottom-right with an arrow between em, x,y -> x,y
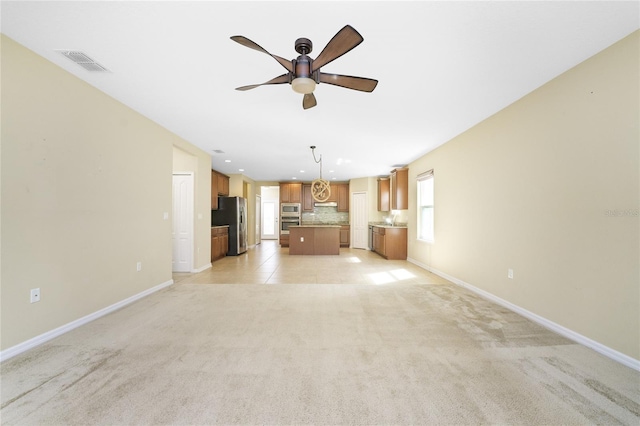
289,225 -> 340,255
369,222 -> 407,228
301,222 -> 349,226
211,225 -> 230,229
293,224 -> 341,228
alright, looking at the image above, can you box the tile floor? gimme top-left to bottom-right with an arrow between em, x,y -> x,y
173,240 -> 451,285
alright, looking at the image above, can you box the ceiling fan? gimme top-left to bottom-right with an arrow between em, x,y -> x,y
231,25 -> 378,110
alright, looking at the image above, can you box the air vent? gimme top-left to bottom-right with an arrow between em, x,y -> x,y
212,149 -> 225,154
55,50 -> 110,72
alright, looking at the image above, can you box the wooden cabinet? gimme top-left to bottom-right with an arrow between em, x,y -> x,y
211,226 -> 229,261
217,173 -> 229,196
391,168 -> 409,210
211,170 -> 230,209
337,184 -> 349,212
302,182 -> 349,212
340,225 -> 350,247
326,185 -> 338,203
372,226 -> 407,260
372,226 -> 386,256
279,234 -> 290,247
211,171 -> 219,210
378,178 -> 390,212
378,168 -> 408,211
280,182 -> 302,204
302,184 -> 313,211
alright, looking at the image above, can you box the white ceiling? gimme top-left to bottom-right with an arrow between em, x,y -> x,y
2,1 -> 638,182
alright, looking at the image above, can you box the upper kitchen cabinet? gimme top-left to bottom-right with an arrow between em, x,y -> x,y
211,169 -> 230,210
211,171 -> 218,210
217,172 -> 229,196
391,168 -> 409,210
280,182 -> 302,204
378,177 -> 390,212
302,184 -> 313,211
326,184 -> 339,203
302,182 -> 348,212
337,183 -> 349,212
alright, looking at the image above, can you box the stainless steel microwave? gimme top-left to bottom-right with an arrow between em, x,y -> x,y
281,203 -> 301,217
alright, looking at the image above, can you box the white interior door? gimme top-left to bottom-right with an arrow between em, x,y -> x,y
172,173 -> 193,272
261,200 -> 278,240
352,192 -> 368,249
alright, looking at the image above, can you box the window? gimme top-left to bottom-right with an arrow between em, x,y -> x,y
417,170 -> 434,242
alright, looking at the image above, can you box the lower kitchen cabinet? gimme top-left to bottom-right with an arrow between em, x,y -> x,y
211,226 -> 229,261
340,225 -> 350,247
372,226 -> 407,260
280,234 -> 290,247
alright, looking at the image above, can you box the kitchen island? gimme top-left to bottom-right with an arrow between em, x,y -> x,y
289,225 -> 340,255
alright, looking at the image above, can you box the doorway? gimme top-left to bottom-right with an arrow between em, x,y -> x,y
352,192 -> 368,249
255,194 -> 262,245
260,186 -> 279,240
172,173 -> 194,272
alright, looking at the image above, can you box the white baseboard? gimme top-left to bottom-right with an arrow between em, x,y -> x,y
191,263 -> 212,273
0,279 -> 174,363
407,257 -> 640,372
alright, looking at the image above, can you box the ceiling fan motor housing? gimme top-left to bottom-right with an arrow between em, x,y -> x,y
292,38 -> 316,94
295,38 -> 313,54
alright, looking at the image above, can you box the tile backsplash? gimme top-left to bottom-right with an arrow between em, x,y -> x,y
301,206 -> 349,224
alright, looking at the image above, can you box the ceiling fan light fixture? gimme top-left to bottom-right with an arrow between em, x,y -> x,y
291,77 -> 316,94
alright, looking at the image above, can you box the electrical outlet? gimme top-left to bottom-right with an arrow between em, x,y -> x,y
137,261 -> 142,272
300,237 -> 304,242
508,269 -> 514,279
30,288 -> 41,303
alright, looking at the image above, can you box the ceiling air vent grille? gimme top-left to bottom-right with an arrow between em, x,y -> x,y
55,50 -> 110,72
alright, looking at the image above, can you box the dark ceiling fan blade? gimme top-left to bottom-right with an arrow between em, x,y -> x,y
303,93 -> 317,109
319,73 -> 378,92
311,25 -> 363,72
235,73 -> 290,91
230,36 -> 294,73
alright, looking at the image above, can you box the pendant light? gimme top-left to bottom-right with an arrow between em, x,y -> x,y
310,146 -> 330,202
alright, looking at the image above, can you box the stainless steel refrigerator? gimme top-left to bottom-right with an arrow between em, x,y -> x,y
212,196 -> 247,256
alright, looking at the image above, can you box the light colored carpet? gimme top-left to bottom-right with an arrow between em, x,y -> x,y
2,283 -> 639,425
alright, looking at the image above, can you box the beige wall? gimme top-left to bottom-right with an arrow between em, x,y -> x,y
407,31 -> 639,359
1,35 -> 211,351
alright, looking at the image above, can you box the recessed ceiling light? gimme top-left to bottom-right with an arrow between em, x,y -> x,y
239,169 -> 244,172
292,177 -> 297,180
329,170 -> 335,173
300,170 -> 305,173
225,160 -> 231,163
